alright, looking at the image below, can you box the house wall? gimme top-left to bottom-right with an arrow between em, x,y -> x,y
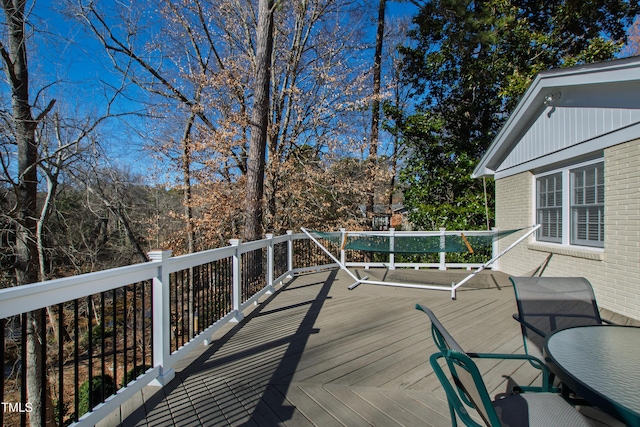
499,106 -> 640,173
494,138 -> 640,321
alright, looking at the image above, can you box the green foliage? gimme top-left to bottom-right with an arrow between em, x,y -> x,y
395,0 -> 637,231
78,375 -> 115,417
88,323 -> 114,345
395,109 -> 494,230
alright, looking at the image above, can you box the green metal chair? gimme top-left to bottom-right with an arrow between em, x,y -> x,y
430,351 -> 594,426
416,304 -> 594,426
416,304 -> 552,394
509,277 -> 612,363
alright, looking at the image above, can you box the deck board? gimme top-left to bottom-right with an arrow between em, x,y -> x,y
299,384 -> 371,426
116,268 -> 622,426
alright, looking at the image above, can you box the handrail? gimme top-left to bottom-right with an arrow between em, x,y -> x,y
0,262 -> 158,319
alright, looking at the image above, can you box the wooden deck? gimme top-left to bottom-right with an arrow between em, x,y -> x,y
111,268 -> 625,427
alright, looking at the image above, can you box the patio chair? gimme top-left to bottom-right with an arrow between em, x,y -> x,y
415,304 -> 552,394
430,350 -> 595,427
509,277 -> 612,362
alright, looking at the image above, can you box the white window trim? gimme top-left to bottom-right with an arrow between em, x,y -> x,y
532,158 -> 604,250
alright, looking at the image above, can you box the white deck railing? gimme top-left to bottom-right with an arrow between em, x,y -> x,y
0,228 -> 500,427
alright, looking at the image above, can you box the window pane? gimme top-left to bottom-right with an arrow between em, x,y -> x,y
570,163 -> 604,247
537,173 -> 562,243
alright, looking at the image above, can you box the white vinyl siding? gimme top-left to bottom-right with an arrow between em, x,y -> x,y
535,161 -> 604,248
499,107 -> 640,174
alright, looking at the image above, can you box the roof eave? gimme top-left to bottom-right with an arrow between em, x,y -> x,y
472,56 -> 640,179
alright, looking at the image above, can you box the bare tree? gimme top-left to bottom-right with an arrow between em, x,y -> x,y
76,0 -> 386,245
0,0 -> 55,423
244,0 -> 275,241
366,0 -> 386,227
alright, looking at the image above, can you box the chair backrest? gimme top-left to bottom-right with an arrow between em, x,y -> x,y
416,304 -> 482,414
510,277 -> 603,359
430,351 -> 498,427
415,304 -> 465,354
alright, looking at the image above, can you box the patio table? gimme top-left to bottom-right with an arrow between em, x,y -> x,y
544,325 -> 640,426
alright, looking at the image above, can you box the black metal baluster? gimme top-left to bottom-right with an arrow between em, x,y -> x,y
246,251 -> 250,297
207,262 -> 212,326
133,282 -> 138,382
221,259 -> 226,318
1,318 -> 5,427
241,253 -> 245,301
112,289 -> 117,390
141,281 -> 146,371
175,271 -> 179,349
259,249 -> 263,291
57,304 -> 64,427
172,272 -> 177,352
214,260 -> 219,319
123,287 -> 127,387
226,259 -> 233,312
40,308 -> 47,427
191,266 -> 196,338
252,250 -> 256,294
211,261 -> 216,323
21,313 -> 27,427
200,264 -> 205,329
224,258 -> 229,315
247,251 -> 252,297
193,266 -> 198,335
73,300 -> 79,421
178,270 -> 182,346
181,270 -> 186,347
100,292 -> 106,403
197,265 -> 202,334
150,280 -> 154,365
184,269 -> 189,344
226,257 -> 232,313
87,296 -> 93,413
217,259 -> 222,318
203,263 -> 209,328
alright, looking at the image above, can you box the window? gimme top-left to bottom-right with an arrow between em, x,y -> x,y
571,163 -> 604,247
535,161 -> 604,248
537,173 -> 562,243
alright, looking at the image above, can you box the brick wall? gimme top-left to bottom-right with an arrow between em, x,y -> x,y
494,138 -> 640,321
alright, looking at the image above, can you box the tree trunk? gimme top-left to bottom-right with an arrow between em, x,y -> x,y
244,0 -> 274,242
180,115 -> 196,337
367,0 -> 386,229
1,0 -> 53,424
182,115 -> 196,254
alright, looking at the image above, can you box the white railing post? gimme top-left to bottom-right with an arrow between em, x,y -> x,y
389,228 -> 396,270
266,233 -> 275,294
439,228 -> 447,270
492,227 -> 500,269
229,239 -> 244,322
340,228 -> 347,265
148,249 -> 175,386
287,230 -> 294,272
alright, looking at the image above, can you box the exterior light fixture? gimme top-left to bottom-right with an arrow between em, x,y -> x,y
544,92 -> 561,106
544,92 -> 561,117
